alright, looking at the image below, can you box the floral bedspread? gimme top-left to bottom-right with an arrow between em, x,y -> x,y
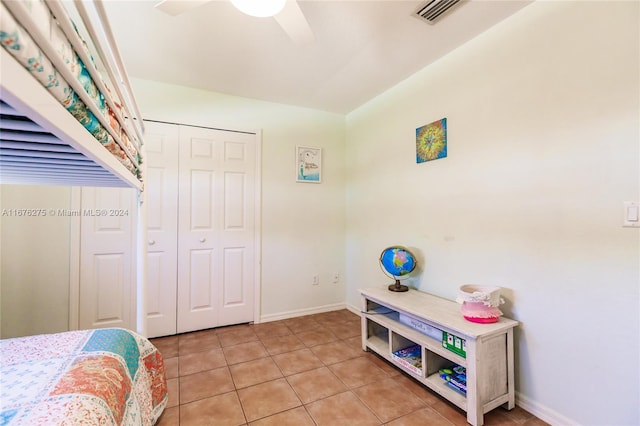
0,328 -> 167,425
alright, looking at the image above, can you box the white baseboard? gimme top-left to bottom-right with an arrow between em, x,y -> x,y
346,302 -> 361,316
259,302 -> 347,323
516,391 -> 578,426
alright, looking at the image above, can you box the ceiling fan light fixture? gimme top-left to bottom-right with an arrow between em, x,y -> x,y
230,0 -> 286,17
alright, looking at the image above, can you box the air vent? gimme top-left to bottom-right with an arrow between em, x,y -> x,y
414,0 -> 463,24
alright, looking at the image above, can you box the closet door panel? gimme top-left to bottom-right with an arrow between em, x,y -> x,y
177,126 -> 256,332
146,252 -> 164,320
177,126 -> 222,333
222,247 -> 245,306
79,187 -> 135,330
217,135 -> 256,326
188,248 -> 215,309
94,254 -> 125,321
144,121 -> 179,338
189,170 -> 216,229
224,172 -> 245,228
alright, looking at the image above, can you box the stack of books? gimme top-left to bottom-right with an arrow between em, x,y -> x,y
391,344 -> 422,375
439,365 -> 467,395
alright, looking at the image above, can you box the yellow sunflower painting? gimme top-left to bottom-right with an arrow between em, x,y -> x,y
416,118 -> 447,163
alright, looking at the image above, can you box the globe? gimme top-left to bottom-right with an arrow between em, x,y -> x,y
379,246 -> 417,292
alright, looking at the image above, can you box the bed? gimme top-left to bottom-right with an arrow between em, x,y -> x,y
0,328 -> 167,425
0,0 -> 144,188
0,1 -> 165,424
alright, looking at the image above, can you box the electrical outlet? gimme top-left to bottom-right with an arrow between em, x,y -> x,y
312,274 -> 319,285
332,272 -> 340,283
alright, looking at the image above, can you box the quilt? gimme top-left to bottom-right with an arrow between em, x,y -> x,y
0,328 -> 167,425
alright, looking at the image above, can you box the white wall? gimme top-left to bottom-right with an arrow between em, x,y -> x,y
345,2 -> 639,425
0,185 -> 71,338
130,79 -> 347,320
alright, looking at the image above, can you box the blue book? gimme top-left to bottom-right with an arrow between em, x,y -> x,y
439,365 -> 467,394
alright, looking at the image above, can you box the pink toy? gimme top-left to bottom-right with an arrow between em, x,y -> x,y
456,285 -> 505,323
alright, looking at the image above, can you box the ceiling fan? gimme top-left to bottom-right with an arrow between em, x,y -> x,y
154,0 -> 315,45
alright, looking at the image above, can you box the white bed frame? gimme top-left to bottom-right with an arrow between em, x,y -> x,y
0,0 -> 148,335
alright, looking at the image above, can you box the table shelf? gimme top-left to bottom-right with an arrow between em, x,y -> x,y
360,286 -> 518,426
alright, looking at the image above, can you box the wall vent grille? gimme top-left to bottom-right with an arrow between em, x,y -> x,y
414,0 -> 463,24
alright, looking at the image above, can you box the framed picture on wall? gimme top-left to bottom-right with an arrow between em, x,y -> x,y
296,146 -> 322,183
416,117 -> 447,163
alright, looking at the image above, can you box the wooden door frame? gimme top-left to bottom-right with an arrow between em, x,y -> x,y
68,187 -> 80,331
252,129 -> 263,325
68,187 -> 139,333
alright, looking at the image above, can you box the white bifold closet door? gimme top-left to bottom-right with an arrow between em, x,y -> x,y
79,187 -> 137,330
145,123 -> 180,337
144,120 -> 258,337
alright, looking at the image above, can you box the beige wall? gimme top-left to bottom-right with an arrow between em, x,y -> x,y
0,185 -> 71,338
345,2 -> 639,425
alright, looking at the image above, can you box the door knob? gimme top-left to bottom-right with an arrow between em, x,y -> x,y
199,237 -> 206,243
148,240 -> 156,245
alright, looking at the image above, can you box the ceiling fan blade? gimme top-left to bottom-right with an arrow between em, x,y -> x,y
274,0 -> 315,45
155,0 -> 211,16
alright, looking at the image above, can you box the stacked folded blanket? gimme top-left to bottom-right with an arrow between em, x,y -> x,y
0,0 -> 142,179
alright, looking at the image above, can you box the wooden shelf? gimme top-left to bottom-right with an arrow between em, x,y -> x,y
363,309 -> 467,367
425,372 -> 467,410
366,334 -> 389,354
360,286 -> 518,426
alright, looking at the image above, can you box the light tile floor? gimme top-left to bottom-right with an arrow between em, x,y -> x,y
152,309 -> 548,426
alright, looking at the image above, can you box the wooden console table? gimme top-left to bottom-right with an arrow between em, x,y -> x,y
360,286 -> 518,426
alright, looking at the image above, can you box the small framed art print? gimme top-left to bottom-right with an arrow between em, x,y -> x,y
296,146 -> 322,183
416,117 -> 447,163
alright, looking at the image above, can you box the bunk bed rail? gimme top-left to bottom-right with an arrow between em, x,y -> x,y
0,0 -> 145,189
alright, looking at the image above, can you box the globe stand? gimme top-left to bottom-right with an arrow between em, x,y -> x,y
388,279 -> 409,292
380,246 -> 416,293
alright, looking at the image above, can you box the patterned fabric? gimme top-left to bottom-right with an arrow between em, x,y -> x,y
0,0 -> 141,178
0,328 -> 168,426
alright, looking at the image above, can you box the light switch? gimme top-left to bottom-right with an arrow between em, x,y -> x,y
623,201 -> 640,227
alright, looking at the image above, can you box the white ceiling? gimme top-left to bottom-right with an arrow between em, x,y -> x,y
104,0 -> 532,114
